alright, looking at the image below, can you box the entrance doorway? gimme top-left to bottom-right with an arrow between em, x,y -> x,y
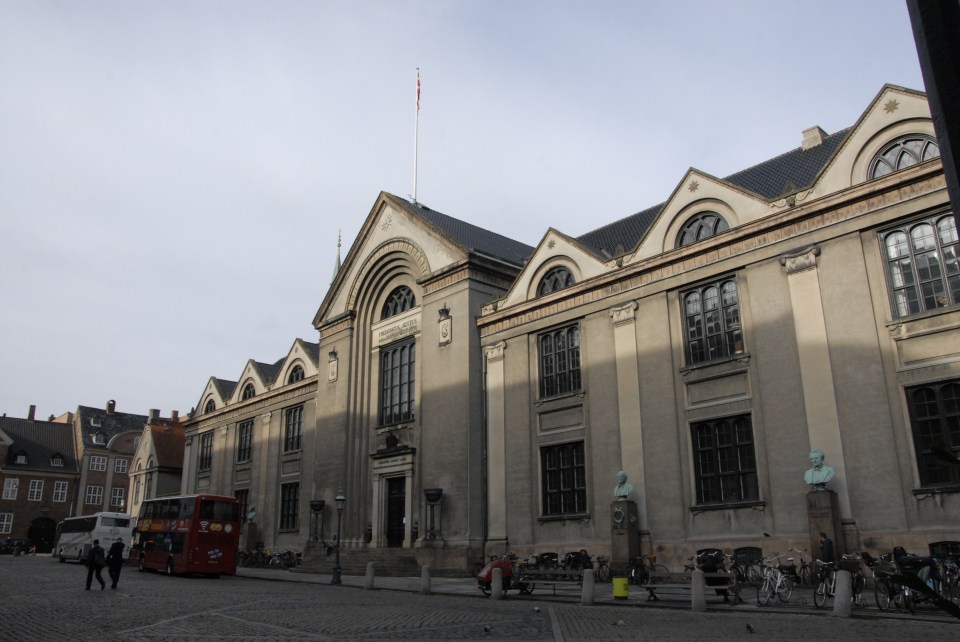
386,477 -> 405,547
28,517 -> 57,553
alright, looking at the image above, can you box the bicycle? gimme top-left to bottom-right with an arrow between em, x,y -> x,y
593,555 -> 610,582
628,553 -> 669,585
756,554 -> 794,605
813,555 -> 865,609
789,548 -> 812,586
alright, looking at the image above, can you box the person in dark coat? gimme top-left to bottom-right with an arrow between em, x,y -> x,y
818,532 -> 835,563
106,538 -> 126,589
86,539 -> 106,590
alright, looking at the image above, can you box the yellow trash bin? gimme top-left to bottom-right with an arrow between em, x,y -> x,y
612,576 -> 629,599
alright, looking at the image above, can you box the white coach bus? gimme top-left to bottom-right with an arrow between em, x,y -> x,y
54,512 -> 134,563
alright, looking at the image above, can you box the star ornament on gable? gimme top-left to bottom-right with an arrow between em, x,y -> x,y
883,99 -> 899,114
688,180 -> 699,193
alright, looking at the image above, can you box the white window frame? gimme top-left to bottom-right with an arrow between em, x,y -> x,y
89,456 -> 107,471
53,481 -> 68,503
111,487 -> 125,508
85,485 -> 103,506
0,513 -> 12,534
114,458 -> 128,474
28,480 -> 44,502
2,478 -> 18,500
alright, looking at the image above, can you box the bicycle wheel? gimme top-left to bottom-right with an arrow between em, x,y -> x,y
746,564 -> 762,587
777,575 -> 794,603
596,563 -> 610,582
757,578 -> 772,606
798,565 -> 811,586
652,564 -> 670,573
813,579 -> 828,608
852,572 -> 866,608
875,577 -> 891,611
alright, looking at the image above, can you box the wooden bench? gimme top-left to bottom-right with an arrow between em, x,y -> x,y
641,571 -> 742,604
518,567 -> 584,596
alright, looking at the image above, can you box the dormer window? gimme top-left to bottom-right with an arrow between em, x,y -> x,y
204,399 -> 216,414
90,417 -> 101,428
537,266 -> 575,297
676,212 -> 729,248
15,452 -> 28,465
870,134 -> 940,179
241,383 -> 256,400
51,454 -> 64,467
92,432 -> 105,446
382,286 -> 416,319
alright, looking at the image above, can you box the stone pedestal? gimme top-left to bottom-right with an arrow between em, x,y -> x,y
243,522 -> 259,553
610,500 -> 640,574
806,489 -> 842,560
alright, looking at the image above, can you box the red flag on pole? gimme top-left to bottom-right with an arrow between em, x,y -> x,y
416,68 -> 421,111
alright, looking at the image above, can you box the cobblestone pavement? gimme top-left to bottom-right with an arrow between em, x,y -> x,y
2,555 -> 958,641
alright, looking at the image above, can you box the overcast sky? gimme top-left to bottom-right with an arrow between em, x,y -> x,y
0,0 -> 925,420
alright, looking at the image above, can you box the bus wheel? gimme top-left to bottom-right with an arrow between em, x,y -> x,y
166,559 -> 174,576
58,550 -> 65,563
77,550 -> 84,564
138,556 -> 145,572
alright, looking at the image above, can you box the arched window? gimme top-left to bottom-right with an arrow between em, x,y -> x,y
382,286 -> 416,320
204,399 -> 216,414
682,278 -> 743,365
537,266 -> 576,297
241,383 -> 256,400
870,135 -> 940,179
676,212 -> 730,248
288,365 -> 305,384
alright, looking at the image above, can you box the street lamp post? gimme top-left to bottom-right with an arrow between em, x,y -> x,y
331,489 -> 346,585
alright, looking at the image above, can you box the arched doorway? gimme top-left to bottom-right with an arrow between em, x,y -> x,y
28,517 -> 57,553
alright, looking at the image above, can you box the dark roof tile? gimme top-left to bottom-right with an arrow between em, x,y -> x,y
0,417 -> 79,472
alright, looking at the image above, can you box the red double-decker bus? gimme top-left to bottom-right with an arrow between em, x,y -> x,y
130,494 -> 241,577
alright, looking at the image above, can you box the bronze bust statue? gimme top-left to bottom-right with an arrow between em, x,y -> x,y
804,449 -> 836,486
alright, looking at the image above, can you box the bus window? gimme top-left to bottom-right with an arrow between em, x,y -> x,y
199,500 -> 238,521
101,517 -> 131,528
179,498 -> 196,519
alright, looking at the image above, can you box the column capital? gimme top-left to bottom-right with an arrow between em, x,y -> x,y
610,301 -> 638,325
484,341 -> 506,362
779,245 -> 821,275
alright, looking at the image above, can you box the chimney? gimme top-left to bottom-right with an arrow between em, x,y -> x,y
170,410 -> 179,422
48,415 -> 55,421
106,400 -> 116,414
802,125 -> 829,150
28,405 -> 36,421
147,409 -> 160,425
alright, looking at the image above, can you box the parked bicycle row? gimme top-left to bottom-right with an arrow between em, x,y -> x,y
237,547 -> 302,570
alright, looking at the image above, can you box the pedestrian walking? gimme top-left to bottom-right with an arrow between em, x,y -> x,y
86,539 -> 106,590
106,538 -> 125,589
818,532 -> 835,563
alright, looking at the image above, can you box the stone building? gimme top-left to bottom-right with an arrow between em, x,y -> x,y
0,408 -> 79,552
128,415 -> 185,520
183,85 -> 959,572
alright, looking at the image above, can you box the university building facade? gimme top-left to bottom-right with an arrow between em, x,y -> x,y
183,85 -> 960,571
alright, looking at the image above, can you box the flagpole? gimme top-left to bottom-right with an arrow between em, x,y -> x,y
413,67 -> 420,203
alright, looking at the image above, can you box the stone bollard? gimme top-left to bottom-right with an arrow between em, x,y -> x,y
581,568 -> 595,605
832,570 -> 852,618
691,569 -> 706,611
364,561 -> 375,589
421,565 -> 432,595
491,567 -> 504,600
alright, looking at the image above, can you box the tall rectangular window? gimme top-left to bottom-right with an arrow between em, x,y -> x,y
234,489 -> 249,522
692,415 -> 759,504
279,483 -> 299,530
237,420 -> 254,462
539,325 -> 581,398
114,459 -> 128,474
906,380 -> 960,487
85,485 -> 103,506
682,278 -> 743,365
111,487 -> 125,508
28,480 -> 43,501
284,407 -> 303,452
198,432 -> 213,470
541,442 -> 587,516
53,481 -> 68,503
380,339 -> 416,425
2,478 -> 18,500
882,212 -> 960,318
0,513 -> 12,534
89,456 -> 107,471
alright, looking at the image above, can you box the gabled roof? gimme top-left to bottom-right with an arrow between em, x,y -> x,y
251,360 -> 283,386
575,128 -> 853,258
212,378 -> 237,400
390,194 -> 535,266
300,340 -> 320,362
0,417 -> 78,472
149,423 -> 185,469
